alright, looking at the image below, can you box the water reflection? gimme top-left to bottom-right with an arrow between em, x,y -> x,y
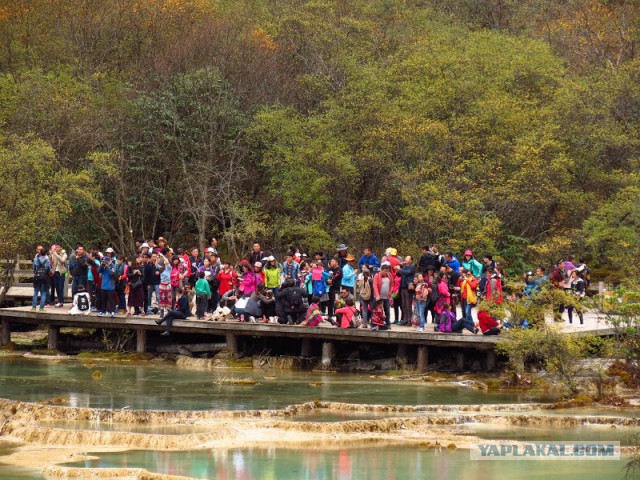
68,446 -> 627,480
0,357 -> 524,410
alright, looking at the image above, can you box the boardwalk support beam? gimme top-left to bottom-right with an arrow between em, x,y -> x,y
1,320 -> 10,345
456,351 -> 465,371
47,325 -> 59,351
417,346 -> 428,372
486,350 -> 496,372
136,328 -> 147,354
321,342 -> 334,368
301,338 -> 312,358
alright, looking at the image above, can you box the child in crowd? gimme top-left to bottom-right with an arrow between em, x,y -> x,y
195,271 -> 211,319
370,299 -> 388,331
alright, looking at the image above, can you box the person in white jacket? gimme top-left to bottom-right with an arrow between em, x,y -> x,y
69,285 -> 91,315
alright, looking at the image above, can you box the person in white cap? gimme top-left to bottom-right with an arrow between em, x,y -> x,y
264,255 -> 281,295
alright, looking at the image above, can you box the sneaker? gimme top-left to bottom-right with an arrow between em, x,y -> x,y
473,327 -> 479,335
371,326 -> 379,331
160,331 -> 170,336
110,312 -> 116,318
31,307 -> 36,311
126,312 -> 131,317
90,307 -> 97,312
418,327 -> 424,332
39,307 -> 45,312
155,319 -> 162,325
98,312 -> 105,317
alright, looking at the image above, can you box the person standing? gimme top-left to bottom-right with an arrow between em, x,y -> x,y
341,254 -> 357,294
326,258 -> 343,322
32,248 -> 51,311
98,256 -> 117,317
69,244 -> 89,295
461,250 -> 483,278
194,271 -> 211,319
358,247 -> 380,273
414,273 -> 430,332
460,269 -> 478,324
217,261 -> 237,300
396,256 -> 416,326
50,245 -> 68,307
282,253 -> 300,287
568,270 -> 586,325
373,263 -> 394,330
249,243 -> 264,266
127,258 -> 145,316
358,269 -> 375,325
263,256 -> 281,296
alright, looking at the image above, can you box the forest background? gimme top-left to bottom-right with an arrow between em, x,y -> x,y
0,0 -> 639,281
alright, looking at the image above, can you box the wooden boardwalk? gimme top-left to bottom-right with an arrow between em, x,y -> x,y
0,304 -> 614,372
0,306 -> 503,371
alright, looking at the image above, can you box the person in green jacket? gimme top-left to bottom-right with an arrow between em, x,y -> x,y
461,250 -> 483,278
263,256 -> 282,296
195,271 -> 211,319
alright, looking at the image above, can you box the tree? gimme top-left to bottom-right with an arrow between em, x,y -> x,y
0,134 -> 96,303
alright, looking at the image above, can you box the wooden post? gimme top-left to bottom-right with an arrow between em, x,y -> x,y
486,350 -> 496,372
301,338 -> 312,357
321,342 -> 334,368
136,328 -> 147,354
396,344 -> 408,366
226,333 -> 238,355
417,346 -> 428,373
1,319 -> 10,345
47,325 -> 59,351
456,351 -> 465,371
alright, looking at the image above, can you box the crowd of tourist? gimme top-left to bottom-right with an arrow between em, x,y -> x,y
30,239 -> 591,336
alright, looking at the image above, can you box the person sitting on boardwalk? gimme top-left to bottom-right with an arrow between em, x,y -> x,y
69,285 -> 91,315
156,287 -> 191,336
335,298 -> 358,328
477,310 -> 502,335
301,296 -> 323,327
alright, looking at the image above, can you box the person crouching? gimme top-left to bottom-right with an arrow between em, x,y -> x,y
156,287 -> 191,336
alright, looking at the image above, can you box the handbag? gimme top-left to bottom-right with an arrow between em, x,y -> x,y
130,278 -> 143,289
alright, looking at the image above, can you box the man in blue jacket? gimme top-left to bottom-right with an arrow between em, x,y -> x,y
156,287 -> 191,335
358,247 -> 380,273
98,256 -> 117,317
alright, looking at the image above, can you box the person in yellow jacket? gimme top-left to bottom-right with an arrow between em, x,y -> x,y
460,269 -> 479,324
263,256 -> 282,296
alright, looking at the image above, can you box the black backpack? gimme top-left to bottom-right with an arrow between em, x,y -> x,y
77,293 -> 90,311
289,288 -> 303,307
33,258 -> 50,283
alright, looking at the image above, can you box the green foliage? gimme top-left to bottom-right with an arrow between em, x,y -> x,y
496,325 -> 592,394
0,0 -> 638,266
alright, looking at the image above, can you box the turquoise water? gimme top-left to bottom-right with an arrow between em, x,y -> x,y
0,357 -> 525,410
65,447 -> 629,480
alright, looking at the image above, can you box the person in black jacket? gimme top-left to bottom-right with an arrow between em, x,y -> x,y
156,287 -> 191,335
276,279 -> 308,324
418,246 -> 440,274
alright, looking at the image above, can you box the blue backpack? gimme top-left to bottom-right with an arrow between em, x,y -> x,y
312,280 -> 326,297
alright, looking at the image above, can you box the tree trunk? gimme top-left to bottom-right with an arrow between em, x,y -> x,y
0,254 -> 19,306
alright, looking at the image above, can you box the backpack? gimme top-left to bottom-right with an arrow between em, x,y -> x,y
33,258 -> 50,283
360,279 -> 372,301
289,287 -> 303,307
312,280 -> 326,297
438,311 -> 453,332
428,286 -> 440,307
77,293 -> 90,311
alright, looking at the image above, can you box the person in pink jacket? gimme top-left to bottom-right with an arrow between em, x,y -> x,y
238,262 -> 257,297
434,272 -> 451,315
